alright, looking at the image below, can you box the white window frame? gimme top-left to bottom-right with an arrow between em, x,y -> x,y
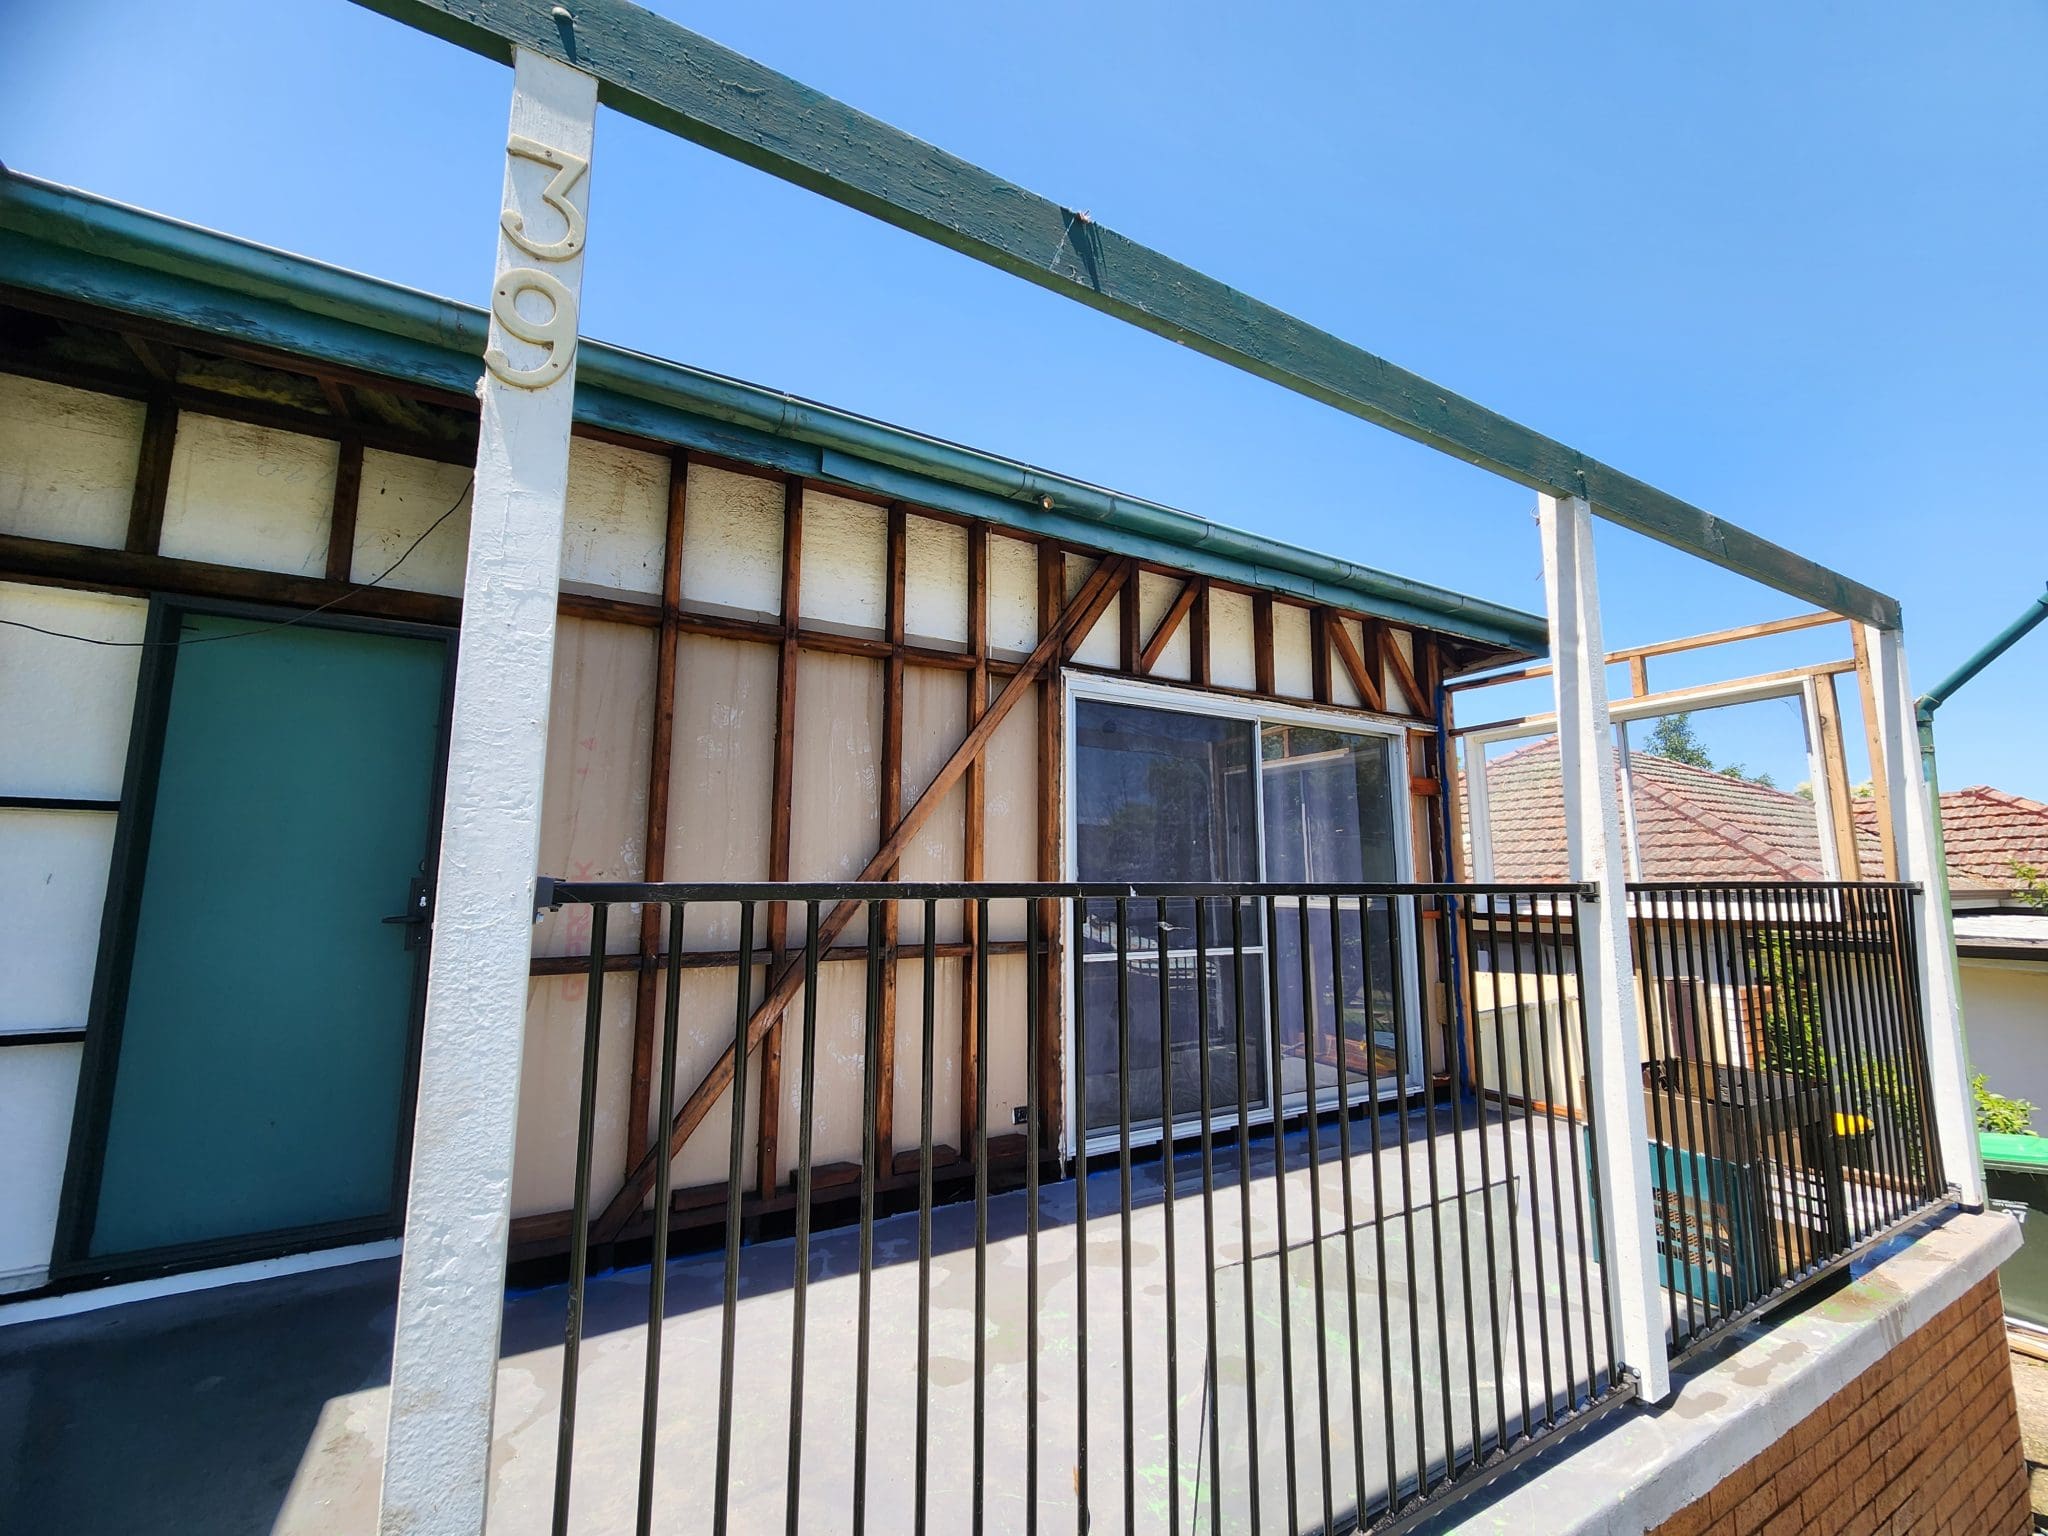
1061,670 -> 1426,1158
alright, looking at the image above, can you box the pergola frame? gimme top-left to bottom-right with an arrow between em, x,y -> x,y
332,7 -> 1977,1532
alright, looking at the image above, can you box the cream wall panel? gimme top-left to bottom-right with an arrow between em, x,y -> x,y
798,491 -> 887,633
533,618 -> 655,958
898,667 -> 966,943
903,514 -> 968,648
353,450 -> 472,596
1209,587 -> 1257,689
1065,556 -> 1118,669
0,375 -> 142,549
561,437 -> 667,596
0,584 -> 145,800
1137,571 -> 1191,681
159,414 -> 336,575
792,652 -> 882,941
667,636 -> 778,951
1273,602 -> 1314,698
983,692 -> 1039,942
981,955 -> 1032,1136
1331,616 -> 1367,708
1959,963 -> 2048,1118
0,810 -> 115,1033
512,977 -> 637,1217
891,957 -> 965,1155
1385,627 -> 1417,714
988,534 -> 1039,657
651,968 -> 766,1193
775,964 -> 873,1183
680,464 -> 783,620
0,1043 -> 81,1291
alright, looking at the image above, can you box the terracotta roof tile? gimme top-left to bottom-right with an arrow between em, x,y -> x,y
1477,738 -> 1886,883
1854,785 -> 2048,896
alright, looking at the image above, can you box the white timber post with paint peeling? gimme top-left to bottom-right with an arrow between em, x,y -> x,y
378,47 -> 598,1536
1538,492 -> 1672,1404
1863,622 -> 1985,1209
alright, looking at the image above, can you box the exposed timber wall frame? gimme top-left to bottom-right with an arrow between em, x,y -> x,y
1537,493 -> 1670,1403
353,0 -> 1901,630
377,48 -> 597,1536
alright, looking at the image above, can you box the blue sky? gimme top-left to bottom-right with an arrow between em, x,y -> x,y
5,1 -> 2044,798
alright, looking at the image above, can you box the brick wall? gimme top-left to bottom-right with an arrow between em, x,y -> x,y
1649,1274 -> 2028,1536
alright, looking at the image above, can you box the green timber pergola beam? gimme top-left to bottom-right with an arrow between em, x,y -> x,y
354,0 -> 1900,629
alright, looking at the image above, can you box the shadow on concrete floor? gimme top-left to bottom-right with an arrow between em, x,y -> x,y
0,1259 -> 402,1536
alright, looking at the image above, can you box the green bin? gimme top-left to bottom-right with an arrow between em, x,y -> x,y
1982,1130 -> 2048,1330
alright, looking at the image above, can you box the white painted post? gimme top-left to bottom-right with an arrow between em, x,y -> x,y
1538,493 -> 1671,1403
378,48 -> 599,1536
1862,623 -> 1985,1208
1465,738 -> 1496,881
1798,677 -> 1843,881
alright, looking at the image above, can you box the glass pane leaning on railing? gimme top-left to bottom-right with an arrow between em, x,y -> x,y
526,877 -> 1662,1536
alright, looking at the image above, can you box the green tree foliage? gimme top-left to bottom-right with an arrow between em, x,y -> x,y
1975,1073 -> 2038,1135
2012,861 -> 2048,911
1642,713 -> 1777,789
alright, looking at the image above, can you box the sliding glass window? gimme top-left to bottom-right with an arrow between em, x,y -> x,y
1072,690 -> 1411,1145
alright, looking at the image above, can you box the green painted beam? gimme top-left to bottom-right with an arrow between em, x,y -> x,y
351,0 -> 1902,630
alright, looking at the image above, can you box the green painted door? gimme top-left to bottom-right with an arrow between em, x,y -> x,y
80,611 -> 448,1264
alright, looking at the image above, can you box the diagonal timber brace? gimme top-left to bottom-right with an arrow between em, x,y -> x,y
591,555 -> 1130,1238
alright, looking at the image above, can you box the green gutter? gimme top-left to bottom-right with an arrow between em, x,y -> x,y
0,168 -> 1548,655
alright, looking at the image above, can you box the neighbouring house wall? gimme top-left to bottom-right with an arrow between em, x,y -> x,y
1645,1272 -> 2027,1536
1960,959 -> 2048,1125
0,361 -> 1472,1277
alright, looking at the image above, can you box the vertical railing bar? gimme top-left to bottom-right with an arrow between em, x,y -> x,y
974,898 -> 991,1536
916,900 -> 937,1536
1854,886 -> 1915,1220
1896,886 -> 1947,1195
1542,893 -> 1600,1401
1735,886 -> 1793,1300
1524,884 -> 1576,1412
1155,898 -> 1183,1536
853,902 -> 882,1536
1788,885 -> 1839,1260
1774,886 -> 1823,1275
1489,900 -> 1533,1444
1326,893 -> 1371,1508
1502,890 -> 1556,1428
712,901 -> 755,1536
785,902 -> 820,1536
1633,892 -> 1687,1346
1385,892 -> 1430,1495
1071,895 -> 1092,1532
1024,898 -> 1042,1536
1230,896 -> 1263,1535
553,901 -> 611,1536
1840,885 -> 1906,1226
1468,895 -> 1509,1447
1264,891 -> 1302,1532
1675,886 -> 1737,1335
1359,892 -> 1402,1505
1872,886 -> 1925,1216
636,900 -> 687,1536
1562,904 -> 1619,1388
1117,896 -> 1136,1536
1194,899 -> 1224,1536
1415,895 -> 1460,1470
1296,895 -> 1337,1536
1810,884 -> 1874,1236
1700,884 -> 1768,1314
1440,896 -> 1486,1460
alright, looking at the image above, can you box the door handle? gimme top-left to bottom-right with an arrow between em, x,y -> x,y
382,878 -> 433,951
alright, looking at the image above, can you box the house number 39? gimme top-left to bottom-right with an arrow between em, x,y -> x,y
485,134 -> 588,391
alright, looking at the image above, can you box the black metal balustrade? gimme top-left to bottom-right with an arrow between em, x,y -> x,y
529,878 -> 1633,1536
1625,881 -> 1947,1356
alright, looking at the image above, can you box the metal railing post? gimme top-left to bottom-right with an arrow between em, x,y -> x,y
1866,623 -> 1984,1207
377,47 -> 598,1536
1538,493 -> 1672,1403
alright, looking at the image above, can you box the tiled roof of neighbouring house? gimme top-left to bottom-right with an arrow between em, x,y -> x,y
1855,785 -> 2048,898
1478,737 -> 1887,884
